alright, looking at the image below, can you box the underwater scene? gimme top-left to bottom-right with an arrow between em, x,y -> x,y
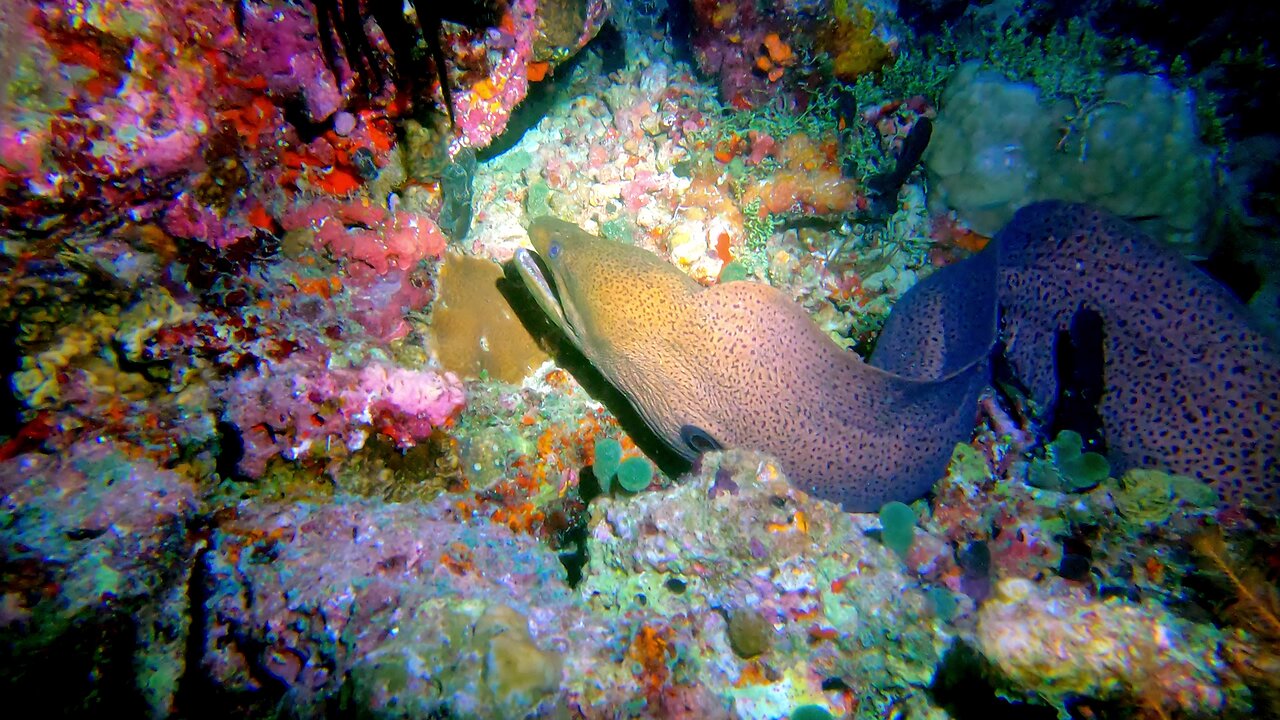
2,0 -> 1279,717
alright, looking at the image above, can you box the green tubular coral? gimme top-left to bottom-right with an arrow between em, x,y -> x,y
614,457 -> 654,493
591,439 -> 654,494
593,438 -> 622,493
878,501 -> 916,558
1027,430 -> 1110,493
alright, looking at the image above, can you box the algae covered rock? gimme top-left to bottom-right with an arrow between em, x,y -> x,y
726,607 -> 775,659
0,440 -> 200,716
476,604 -> 564,714
976,578 -> 1242,714
580,449 -> 951,718
927,62 -> 1216,254
350,600 -> 563,719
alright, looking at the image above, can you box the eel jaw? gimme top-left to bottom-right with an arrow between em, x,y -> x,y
514,248 -> 581,347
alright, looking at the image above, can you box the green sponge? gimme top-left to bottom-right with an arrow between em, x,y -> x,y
879,501 -> 916,558
1027,430 -> 1110,492
592,438 -> 654,493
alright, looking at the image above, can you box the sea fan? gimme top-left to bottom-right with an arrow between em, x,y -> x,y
1190,527 -> 1280,713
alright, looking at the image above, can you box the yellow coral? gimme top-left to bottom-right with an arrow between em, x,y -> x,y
12,357 -> 58,408
475,604 -> 562,713
115,287 -> 195,362
823,2 -> 892,82
1113,468 -> 1217,524
429,252 -> 549,383
13,314 -> 116,409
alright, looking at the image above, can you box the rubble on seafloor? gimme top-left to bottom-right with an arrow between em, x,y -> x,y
2,442 -> 1262,718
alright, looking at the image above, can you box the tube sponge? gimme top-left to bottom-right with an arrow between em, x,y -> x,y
926,62 -> 1216,255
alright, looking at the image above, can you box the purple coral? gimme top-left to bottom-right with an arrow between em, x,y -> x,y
236,1 -> 346,122
220,358 -> 465,477
201,499 -> 574,710
0,440 -> 197,626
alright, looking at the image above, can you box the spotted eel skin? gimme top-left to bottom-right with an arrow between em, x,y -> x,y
515,203 -> 1280,511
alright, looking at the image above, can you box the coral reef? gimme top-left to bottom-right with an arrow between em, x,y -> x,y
977,578 -> 1241,715
2,1 -> 1275,718
198,450 -> 956,718
926,62 -> 1216,253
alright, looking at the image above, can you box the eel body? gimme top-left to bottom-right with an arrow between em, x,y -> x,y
515,204 -> 1280,512
516,217 -> 988,512
992,204 -> 1279,508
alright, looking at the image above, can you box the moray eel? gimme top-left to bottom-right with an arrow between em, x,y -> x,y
516,217 -> 989,512
989,203 -> 1279,508
516,203 -> 1280,512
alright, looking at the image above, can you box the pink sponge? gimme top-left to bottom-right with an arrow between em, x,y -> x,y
349,363 -> 466,446
222,357 -> 465,477
285,200 -> 447,274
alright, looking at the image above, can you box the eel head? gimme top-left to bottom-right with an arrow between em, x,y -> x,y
514,216 -> 719,456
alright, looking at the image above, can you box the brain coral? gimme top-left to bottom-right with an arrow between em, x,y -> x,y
430,252 -> 549,383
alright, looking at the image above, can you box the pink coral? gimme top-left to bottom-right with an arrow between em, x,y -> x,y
162,191 -> 255,249
451,0 -> 538,150
237,2 -> 345,121
745,131 -> 777,165
349,363 -> 466,446
221,357 -> 465,477
283,200 -> 448,274
346,267 -> 432,343
0,128 -> 45,175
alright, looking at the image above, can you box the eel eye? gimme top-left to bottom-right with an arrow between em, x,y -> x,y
679,425 -> 722,455
548,241 -> 561,259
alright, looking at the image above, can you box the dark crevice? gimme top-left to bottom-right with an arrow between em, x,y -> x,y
929,641 -> 1059,720
1048,306 -> 1107,454
213,420 -> 252,484
1195,244 -> 1263,305
0,321 -> 23,438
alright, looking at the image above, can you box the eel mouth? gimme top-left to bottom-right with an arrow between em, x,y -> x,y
513,247 -> 575,343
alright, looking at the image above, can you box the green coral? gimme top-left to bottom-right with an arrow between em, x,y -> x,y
946,442 -> 991,484
592,439 -> 654,494
593,438 -> 622,492
739,198 -> 779,276
615,457 -> 654,493
525,180 -> 552,218
598,217 -> 634,243
792,706 -> 834,720
1112,468 -> 1217,525
712,90 -> 844,152
878,501 -> 916,558
718,260 -> 750,283
1027,430 -> 1110,493
926,586 -> 956,623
